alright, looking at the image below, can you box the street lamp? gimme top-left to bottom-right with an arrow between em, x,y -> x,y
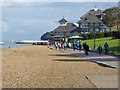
94,30 -> 96,50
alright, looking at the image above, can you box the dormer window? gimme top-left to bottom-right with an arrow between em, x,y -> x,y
84,18 -> 89,21
85,18 -> 88,21
59,18 -> 67,26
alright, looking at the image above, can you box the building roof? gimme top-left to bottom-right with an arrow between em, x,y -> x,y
53,26 -> 66,32
58,18 -> 68,22
53,23 -> 77,33
70,27 -> 81,33
77,14 -> 101,23
81,9 -> 104,19
78,9 -> 104,23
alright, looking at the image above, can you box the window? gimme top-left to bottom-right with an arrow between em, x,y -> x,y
101,29 -> 106,32
90,28 -> 93,32
101,23 -> 106,28
57,32 -> 59,35
85,29 -> 88,32
95,28 -> 99,32
81,29 -> 88,33
81,29 -> 84,32
113,28 -> 117,30
81,23 -> 88,28
69,27 -> 71,30
66,27 -> 69,30
95,23 -> 99,26
66,27 -> 71,30
74,31 -> 78,36
60,32 -> 63,35
90,23 -> 93,25
84,18 -> 89,21
66,32 -> 70,35
60,22 -> 66,25
108,28 -> 111,31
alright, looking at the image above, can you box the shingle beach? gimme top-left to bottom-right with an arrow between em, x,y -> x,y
2,46 -> 118,88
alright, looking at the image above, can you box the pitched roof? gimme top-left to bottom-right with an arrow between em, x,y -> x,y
77,14 -> 100,23
70,27 -> 81,33
58,18 -> 67,22
66,23 -> 77,32
53,23 -> 77,32
53,26 -> 66,32
81,9 -> 104,19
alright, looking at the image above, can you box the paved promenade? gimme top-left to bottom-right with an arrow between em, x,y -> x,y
49,46 -> 119,69
63,49 -> 119,69
49,46 -> 119,88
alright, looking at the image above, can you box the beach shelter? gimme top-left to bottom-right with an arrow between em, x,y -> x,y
68,36 -> 83,39
68,36 -> 83,43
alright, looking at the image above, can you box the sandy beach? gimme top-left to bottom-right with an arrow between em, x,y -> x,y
2,46 -> 118,88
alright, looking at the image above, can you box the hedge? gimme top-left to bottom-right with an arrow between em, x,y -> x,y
80,30 -> 120,40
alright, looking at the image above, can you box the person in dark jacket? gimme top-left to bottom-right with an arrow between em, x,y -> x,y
83,42 -> 86,51
85,44 -> 89,55
98,45 -> 102,54
79,43 -> 82,52
73,43 -> 76,51
104,42 -> 109,54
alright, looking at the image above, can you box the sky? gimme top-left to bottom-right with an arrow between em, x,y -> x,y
0,1 -> 119,41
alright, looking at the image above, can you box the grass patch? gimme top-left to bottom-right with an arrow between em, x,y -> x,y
81,37 -> 120,54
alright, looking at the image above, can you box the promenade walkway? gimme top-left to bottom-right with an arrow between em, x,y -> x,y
48,46 -> 119,88
49,46 -> 119,69
63,49 -> 119,69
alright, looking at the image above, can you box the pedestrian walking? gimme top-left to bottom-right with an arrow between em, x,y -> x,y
98,45 -> 102,54
104,42 -> 109,54
73,43 -> 76,51
83,42 -> 86,51
68,42 -> 71,49
79,43 -> 82,52
76,42 -> 79,50
84,44 -> 89,55
64,42 -> 67,50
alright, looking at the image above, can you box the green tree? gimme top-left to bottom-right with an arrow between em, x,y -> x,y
102,7 -> 119,31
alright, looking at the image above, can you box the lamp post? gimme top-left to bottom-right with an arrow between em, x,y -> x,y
94,30 -> 96,50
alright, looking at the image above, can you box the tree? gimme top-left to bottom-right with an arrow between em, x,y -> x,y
102,7 -> 119,31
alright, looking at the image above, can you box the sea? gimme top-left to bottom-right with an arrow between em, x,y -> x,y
0,41 -> 32,49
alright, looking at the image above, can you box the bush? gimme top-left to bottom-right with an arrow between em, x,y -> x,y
112,30 -> 120,39
96,32 -> 104,38
88,33 -> 94,39
104,31 -> 112,37
81,34 -> 89,40
80,30 -> 120,40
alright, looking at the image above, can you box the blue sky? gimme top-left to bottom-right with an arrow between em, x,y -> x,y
1,1 -> 119,41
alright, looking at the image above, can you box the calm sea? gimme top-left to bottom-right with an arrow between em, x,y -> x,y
0,41 -> 32,49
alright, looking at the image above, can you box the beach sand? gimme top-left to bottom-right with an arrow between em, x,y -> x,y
2,46 -> 118,88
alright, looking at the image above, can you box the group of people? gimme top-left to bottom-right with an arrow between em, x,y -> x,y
54,42 -> 73,50
98,42 -> 109,54
49,41 -> 109,55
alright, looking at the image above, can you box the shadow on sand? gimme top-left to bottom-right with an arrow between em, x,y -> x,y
53,59 -> 89,62
50,54 -> 79,58
53,59 -> 116,68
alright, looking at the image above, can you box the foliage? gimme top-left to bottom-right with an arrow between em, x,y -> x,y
102,7 -> 119,31
112,30 -> 120,39
80,30 -> 120,40
80,34 -> 89,40
81,37 -> 120,54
